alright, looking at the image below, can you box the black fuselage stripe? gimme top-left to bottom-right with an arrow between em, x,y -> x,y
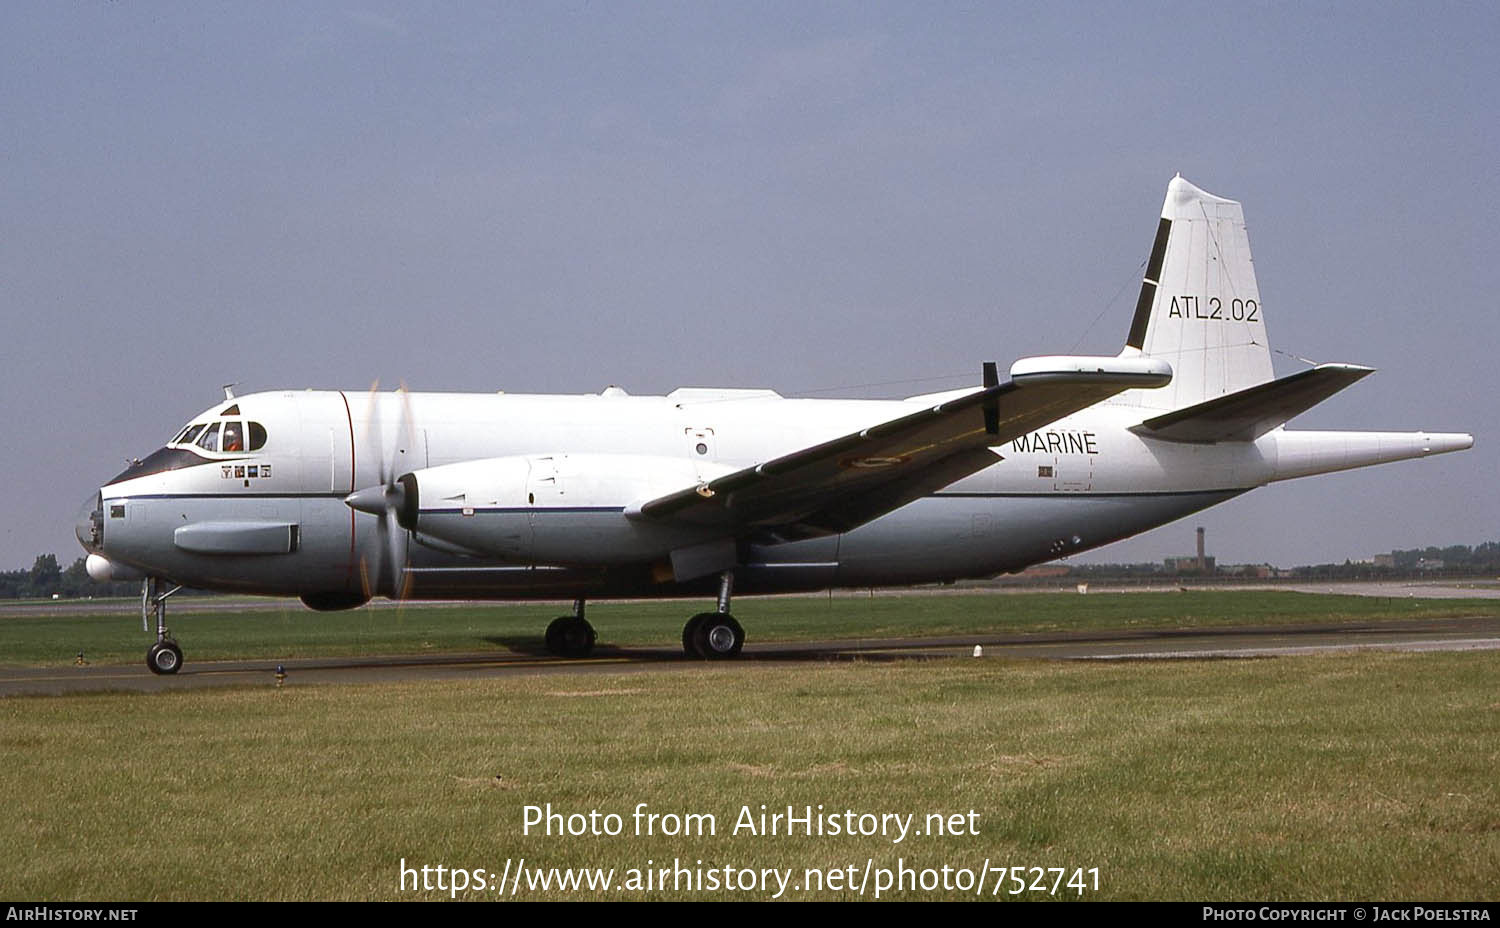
106,491 -> 1247,506
425,507 -> 627,515
932,488 -> 1248,499
104,492 -> 350,500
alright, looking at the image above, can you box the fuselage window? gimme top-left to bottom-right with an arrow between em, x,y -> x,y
222,421 -> 245,453
196,421 -> 221,453
248,422 -> 267,451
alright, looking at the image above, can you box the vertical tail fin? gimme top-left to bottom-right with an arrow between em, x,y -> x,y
1120,176 -> 1275,411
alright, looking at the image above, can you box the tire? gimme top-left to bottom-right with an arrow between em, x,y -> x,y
146,640 -> 183,675
545,616 -> 595,658
682,613 -> 707,657
689,612 -> 744,660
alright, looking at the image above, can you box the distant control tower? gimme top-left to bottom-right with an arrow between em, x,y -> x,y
1164,527 -> 1214,574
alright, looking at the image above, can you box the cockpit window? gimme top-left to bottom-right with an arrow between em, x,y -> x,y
222,421 -> 245,453
167,416 -> 263,454
196,421 -> 221,452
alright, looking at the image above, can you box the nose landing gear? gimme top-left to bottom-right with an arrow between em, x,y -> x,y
141,578 -> 185,674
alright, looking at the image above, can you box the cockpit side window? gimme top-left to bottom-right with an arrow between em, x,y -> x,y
196,421 -> 221,452
222,421 -> 245,453
169,415 -> 261,454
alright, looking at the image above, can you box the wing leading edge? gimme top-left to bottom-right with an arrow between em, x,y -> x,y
632,355 -> 1171,541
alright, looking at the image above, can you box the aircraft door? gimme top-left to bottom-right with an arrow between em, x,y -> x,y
1052,455 -> 1094,492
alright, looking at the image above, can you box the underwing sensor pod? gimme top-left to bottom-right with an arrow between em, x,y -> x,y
78,177 -> 1473,674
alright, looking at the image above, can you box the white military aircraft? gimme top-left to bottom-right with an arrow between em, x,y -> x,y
77,177 -> 1473,674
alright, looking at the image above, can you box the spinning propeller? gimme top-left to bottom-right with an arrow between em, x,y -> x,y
344,381 -> 418,599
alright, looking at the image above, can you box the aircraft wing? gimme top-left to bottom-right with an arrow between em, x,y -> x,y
633,356 -> 1171,540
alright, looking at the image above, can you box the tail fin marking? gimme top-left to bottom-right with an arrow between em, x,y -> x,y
1119,176 -> 1275,411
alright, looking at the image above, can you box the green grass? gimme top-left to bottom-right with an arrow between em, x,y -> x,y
3,650 -> 1498,900
2,589 -> 1495,666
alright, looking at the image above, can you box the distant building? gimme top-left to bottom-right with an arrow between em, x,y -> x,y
1021,564 -> 1072,578
1225,564 -> 1275,579
1164,555 -> 1216,573
1165,525 -> 1215,573
1373,554 -> 1396,568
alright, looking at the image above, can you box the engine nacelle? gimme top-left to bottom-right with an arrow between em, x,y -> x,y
403,454 -> 731,565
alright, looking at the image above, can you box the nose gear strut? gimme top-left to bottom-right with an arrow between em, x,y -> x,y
141,577 -> 185,674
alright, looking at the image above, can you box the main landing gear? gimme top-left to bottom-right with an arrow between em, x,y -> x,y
141,577 -> 185,674
545,599 -> 596,658
540,571 -> 748,661
682,571 -> 744,660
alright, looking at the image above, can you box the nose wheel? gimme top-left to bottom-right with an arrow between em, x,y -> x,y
141,578 -> 185,674
147,639 -> 183,675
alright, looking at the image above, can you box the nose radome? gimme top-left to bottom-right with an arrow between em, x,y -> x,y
75,492 -> 102,553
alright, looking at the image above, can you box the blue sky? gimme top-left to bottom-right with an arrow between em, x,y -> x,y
3,2 -> 1495,570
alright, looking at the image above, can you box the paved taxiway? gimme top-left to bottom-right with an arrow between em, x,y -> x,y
4,614 -> 1498,696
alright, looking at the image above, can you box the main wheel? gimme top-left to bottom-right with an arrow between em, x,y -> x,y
146,640 -> 183,675
682,613 -> 706,656
686,612 -> 744,660
545,616 -> 596,658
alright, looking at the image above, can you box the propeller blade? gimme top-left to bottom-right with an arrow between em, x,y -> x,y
351,381 -> 419,598
364,379 -> 387,487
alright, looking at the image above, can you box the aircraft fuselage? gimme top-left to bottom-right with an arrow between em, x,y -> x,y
85,385 -> 1444,604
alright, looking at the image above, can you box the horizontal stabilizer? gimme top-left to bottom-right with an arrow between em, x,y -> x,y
1132,363 -> 1374,443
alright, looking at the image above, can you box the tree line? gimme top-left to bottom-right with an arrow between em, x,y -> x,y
0,555 -> 141,599
1066,541 -> 1500,580
1387,542 -> 1500,570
